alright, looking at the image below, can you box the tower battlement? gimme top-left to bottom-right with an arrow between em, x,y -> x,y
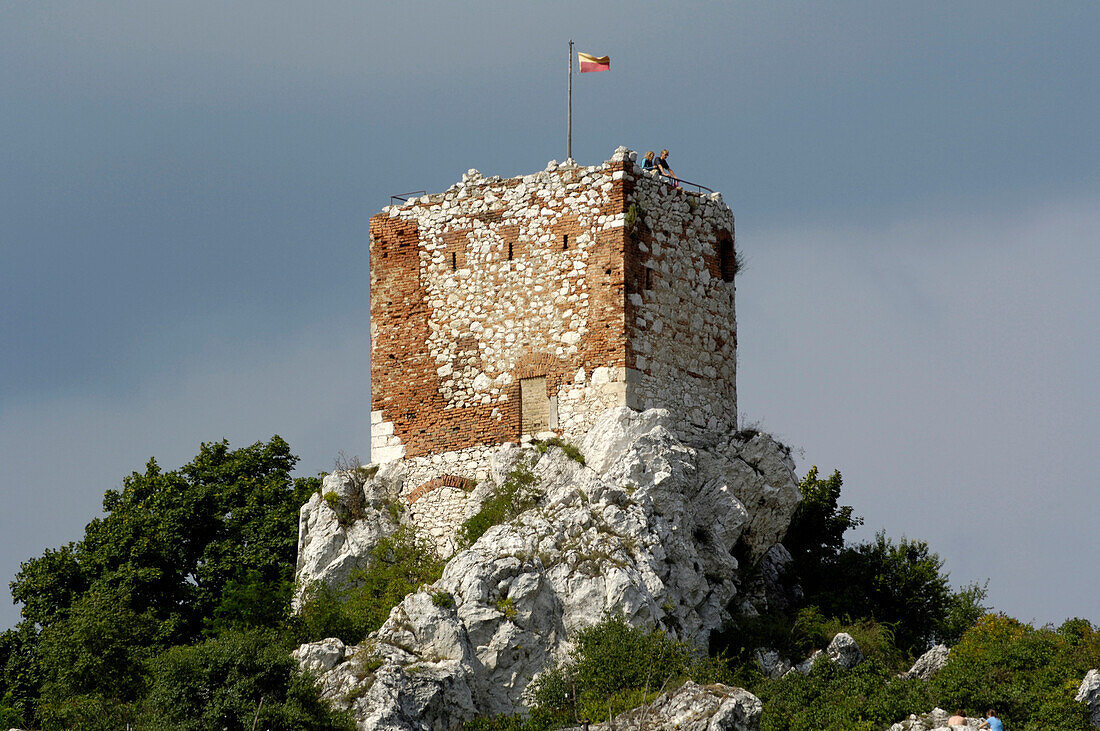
369,147 -> 737,497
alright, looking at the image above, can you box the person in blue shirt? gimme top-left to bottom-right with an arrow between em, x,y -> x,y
642,150 -> 656,171
978,709 -> 1003,731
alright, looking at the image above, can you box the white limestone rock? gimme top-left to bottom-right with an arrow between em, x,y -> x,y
580,406 -> 673,474
601,680 -> 763,731
826,632 -> 864,669
890,707 -> 981,731
293,465 -> 405,608
1077,669 -> 1100,728
785,632 -> 863,676
292,637 -> 347,675
901,644 -> 951,681
754,648 -> 791,679
696,433 -> 800,564
296,407 -> 800,729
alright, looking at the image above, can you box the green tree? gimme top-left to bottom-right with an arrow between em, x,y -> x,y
817,532 -> 952,655
11,436 -> 316,642
0,623 -> 39,728
782,468 -> 971,656
8,544 -> 86,629
6,436 -> 320,727
35,584 -> 157,730
783,466 -> 862,599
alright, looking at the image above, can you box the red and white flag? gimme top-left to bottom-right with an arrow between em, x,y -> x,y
578,52 -> 610,73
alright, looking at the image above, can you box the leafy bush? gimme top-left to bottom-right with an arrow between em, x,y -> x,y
432,591 -> 455,609
624,202 -> 644,232
720,609 -> 903,677
462,711 -> 557,731
929,615 -> 1100,730
534,437 -> 586,465
756,657 -> 932,731
529,613 -> 723,725
495,598 -> 517,620
788,606 -> 831,657
296,526 -> 444,644
456,462 -> 540,549
822,617 -> 904,670
140,629 -> 354,730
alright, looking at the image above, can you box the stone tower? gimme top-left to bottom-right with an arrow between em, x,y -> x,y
369,147 -> 737,492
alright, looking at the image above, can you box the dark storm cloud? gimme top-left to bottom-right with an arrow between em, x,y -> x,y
2,1 -> 1098,630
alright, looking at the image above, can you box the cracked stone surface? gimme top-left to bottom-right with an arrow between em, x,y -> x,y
295,406 -> 799,730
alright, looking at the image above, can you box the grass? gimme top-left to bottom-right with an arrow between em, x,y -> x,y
534,436 -> 585,465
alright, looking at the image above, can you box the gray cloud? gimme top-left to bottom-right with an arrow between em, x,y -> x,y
3,1 -> 1099,630
738,191 -> 1100,623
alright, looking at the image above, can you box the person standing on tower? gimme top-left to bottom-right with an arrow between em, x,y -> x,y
656,149 -> 679,186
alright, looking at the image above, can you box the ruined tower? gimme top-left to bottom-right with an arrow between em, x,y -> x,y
368,147 -> 738,530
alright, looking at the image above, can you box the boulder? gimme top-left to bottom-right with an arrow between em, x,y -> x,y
754,648 -> 791,679
901,644 -> 950,681
786,632 -> 863,676
793,649 -> 824,675
602,680 -> 763,731
292,637 -> 347,675
826,632 -> 864,669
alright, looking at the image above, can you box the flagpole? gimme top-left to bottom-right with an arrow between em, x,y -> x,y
567,39 -> 573,163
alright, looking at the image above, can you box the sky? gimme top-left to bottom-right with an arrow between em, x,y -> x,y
2,1 -> 1098,632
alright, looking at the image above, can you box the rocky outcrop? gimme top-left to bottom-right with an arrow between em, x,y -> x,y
293,463 -> 407,608
600,681 -> 763,731
755,632 -> 864,678
753,648 -> 791,679
1078,669 -> 1100,728
901,644 -> 950,681
889,708 -> 982,731
294,407 -> 800,729
737,544 -> 800,617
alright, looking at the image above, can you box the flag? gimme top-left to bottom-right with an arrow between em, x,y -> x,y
578,52 -> 610,73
